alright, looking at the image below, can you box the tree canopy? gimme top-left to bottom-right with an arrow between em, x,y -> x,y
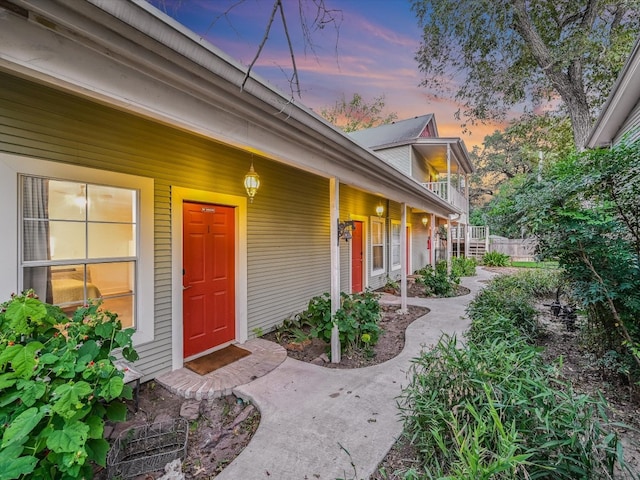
470,113 -> 574,204
411,0 -> 640,150
319,93 -> 398,132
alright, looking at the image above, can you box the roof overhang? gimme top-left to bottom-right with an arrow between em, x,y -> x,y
587,37 -> 640,148
374,138 -> 474,174
0,0 -> 457,216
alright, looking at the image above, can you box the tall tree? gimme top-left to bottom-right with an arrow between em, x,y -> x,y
471,113 -> 574,203
411,0 -> 640,150
319,93 -> 397,132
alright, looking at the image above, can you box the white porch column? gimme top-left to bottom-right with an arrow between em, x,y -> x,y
329,177 -> 341,363
446,144 -> 451,204
446,217 -> 452,274
430,213 -> 436,266
400,203 -> 408,314
465,223 -> 470,258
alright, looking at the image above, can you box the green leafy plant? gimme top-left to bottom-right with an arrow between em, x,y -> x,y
415,261 -> 459,297
251,327 -> 264,338
307,291 -> 382,354
0,292 -> 138,479
398,270 -> 632,479
451,256 -> 477,277
509,141 -> 640,380
383,276 -> 400,294
481,251 -> 511,267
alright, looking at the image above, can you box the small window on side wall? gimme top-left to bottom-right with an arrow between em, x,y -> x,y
371,217 -> 385,275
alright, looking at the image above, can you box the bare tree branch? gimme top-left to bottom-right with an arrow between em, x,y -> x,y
277,0 -> 301,97
241,0 -> 280,92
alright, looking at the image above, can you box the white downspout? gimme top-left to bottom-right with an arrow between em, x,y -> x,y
330,177 -> 341,363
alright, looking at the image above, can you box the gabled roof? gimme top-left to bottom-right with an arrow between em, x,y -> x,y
587,35 -> 640,148
349,114 -> 474,174
349,114 -> 437,148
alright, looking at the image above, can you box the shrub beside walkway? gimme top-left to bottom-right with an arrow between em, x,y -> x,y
215,268 -> 496,480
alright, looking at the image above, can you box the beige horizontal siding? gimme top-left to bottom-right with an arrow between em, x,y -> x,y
0,71 -> 335,378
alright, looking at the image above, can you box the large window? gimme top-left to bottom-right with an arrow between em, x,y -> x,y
21,177 -> 137,328
371,218 -> 385,275
391,221 -> 401,270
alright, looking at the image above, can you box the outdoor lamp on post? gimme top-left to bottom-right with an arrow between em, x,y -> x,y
244,163 -> 260,203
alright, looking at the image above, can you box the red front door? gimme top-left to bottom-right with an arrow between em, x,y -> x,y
351,221 -> 364,292
183,202 -> 235,358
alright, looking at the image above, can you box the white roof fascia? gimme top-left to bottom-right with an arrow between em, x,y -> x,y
587,37 -> 640,148
2,0 -> 456,215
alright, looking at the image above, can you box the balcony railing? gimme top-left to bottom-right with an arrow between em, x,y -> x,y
451,225 -> 488,242
422,181 -> 467,214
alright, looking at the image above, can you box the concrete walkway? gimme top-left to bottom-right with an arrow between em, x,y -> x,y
215,268 -> 496,480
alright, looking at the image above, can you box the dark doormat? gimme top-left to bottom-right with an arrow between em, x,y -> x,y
184,344 -> 251,376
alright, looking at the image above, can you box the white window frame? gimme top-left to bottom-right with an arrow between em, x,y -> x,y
0,154 -> 154,346
391,220 -> 402,271
370,216 -> 386,276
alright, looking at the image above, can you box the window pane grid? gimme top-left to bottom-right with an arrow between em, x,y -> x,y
391,223 -> 401,267
371,219 -> 385,273
20,175 -> 138,328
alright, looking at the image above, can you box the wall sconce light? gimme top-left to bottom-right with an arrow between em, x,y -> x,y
375,204 -> 384,217
421,216 -> 429,227
244,162 -> 260,203
337,219 -> 356,243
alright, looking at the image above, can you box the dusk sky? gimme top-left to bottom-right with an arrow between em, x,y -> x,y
148,0 -> 508,150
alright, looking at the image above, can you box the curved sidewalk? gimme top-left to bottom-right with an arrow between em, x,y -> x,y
217,268 -> 496,480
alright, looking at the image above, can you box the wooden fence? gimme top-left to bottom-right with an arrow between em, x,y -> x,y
489,236 -> 537,261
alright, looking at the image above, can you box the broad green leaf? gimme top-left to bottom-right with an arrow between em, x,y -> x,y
46,422 -> 89,453
38,352 -> 59,365
105,401 -> 127,422
77,340 -> 99,362
1,407 -> 44,448
122,345 -> 139,362
94,322 -> 114,338
57,448 -> 86,476
115,329 -> 134,347
98,376 -> 123,402
16,379 -> 47,407
5,296 -> 47,332
84,415 -> 104,440
0,391 -> 22,408
86,438 -> 110,467
11,342 -> 44,379
51,382 -> 93,419
0,373 -> 17,389
0,345 -> 21,370
0,444 -> 37,479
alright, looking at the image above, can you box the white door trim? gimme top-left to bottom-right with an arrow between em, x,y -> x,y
170,186 -> 248,370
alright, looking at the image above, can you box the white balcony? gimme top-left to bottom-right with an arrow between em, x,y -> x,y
422,181 -> 468,214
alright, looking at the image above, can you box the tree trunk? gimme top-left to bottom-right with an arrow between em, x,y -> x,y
511,0 -> 594,151
560,88 -> 592,151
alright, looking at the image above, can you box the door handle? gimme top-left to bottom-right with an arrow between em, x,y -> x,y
183,285 -> 192,290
